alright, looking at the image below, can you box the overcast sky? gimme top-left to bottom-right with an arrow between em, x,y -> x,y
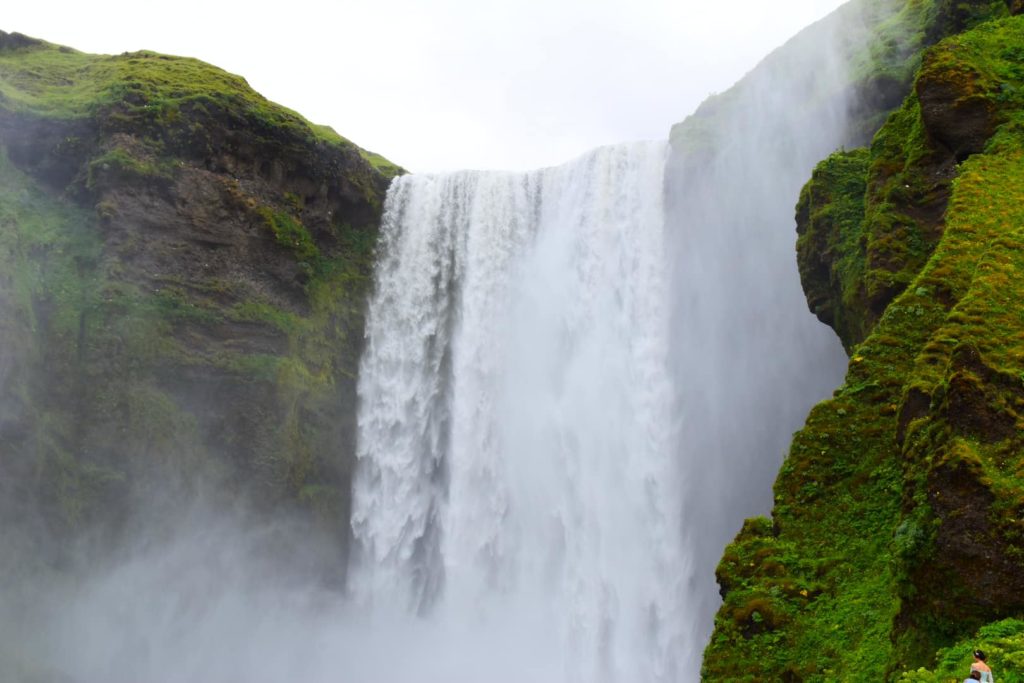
7,0 -> 846,172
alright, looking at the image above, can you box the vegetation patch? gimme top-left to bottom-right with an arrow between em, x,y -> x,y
0,40 -> 388,166
85,145 -> 173,189
257,206 -> 320,265
708,13 -> 1024,680
900,618 -> 1024,681
796,147 -> 871,349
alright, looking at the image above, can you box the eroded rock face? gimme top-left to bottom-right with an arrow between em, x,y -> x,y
942,345 -> 1022,442
0,37 -> 399,566
916,61 -> 997,160
795,0 -> 1016,355
897,343 -> 1024,627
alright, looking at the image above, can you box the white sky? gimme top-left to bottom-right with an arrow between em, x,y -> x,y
7,0 -> 846,172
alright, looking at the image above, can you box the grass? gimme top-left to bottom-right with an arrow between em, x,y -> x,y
0,37 -> 402,176
899,619 -> 1024,681
257,206 -> 321,265
86,145 -> 174,188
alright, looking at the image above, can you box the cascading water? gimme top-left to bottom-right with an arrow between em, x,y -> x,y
349,7 -> 871,676
352,142 -> 689,681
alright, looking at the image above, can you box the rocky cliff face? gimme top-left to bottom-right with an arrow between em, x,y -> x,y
0,32 -> 400,570
708,1 -> 1024,679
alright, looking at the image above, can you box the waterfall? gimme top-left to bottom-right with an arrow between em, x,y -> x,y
352,142 -> 690,681
351,9 -> 866,682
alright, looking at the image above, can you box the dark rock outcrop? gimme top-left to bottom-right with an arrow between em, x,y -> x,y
916,59 -> 997,160
0,32 -> 401,570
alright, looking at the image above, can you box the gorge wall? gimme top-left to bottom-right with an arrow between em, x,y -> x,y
0,31 -> 399,578
704,0 -> 1024,679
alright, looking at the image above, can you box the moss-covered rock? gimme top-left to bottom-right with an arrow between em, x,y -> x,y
0,31 -> 402,565
796,147 -> 872,349
708,10 -> 1024,681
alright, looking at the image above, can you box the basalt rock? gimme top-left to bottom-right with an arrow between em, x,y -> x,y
0,31 -> 402,569
916,59 -> 997,161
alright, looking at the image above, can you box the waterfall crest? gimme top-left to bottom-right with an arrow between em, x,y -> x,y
352,142 -> 691,681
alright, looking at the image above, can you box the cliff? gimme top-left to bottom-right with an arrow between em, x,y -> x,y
707,1 -> 1024,679
0,31 -> 400,570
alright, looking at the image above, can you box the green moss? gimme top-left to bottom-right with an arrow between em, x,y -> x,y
860,95 -> 943,309
229,300 -> 302,335
297,482 -> 346,526
257,206 -> 320,265
0,143 -> 243,530
0,37 -> 402,182
798,10 -> 1024,351
359,148 -> 405,179
708,14 -> 1024,680
0,29 -> 391,564
85,146 -> 173,188
0,147 -> 146,528
3,44 -> 317,144
266,221 -> 377,494
849,0 -> 940,88
796,147 -> 872,349
220,352 -> 283,383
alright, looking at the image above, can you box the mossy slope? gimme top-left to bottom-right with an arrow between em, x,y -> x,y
900,618 -> 1024,681
0,30 -> 401,563
708,9 -> 1024,681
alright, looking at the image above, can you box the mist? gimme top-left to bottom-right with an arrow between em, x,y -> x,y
0,496 -> 621,682
664,0 -> 875,647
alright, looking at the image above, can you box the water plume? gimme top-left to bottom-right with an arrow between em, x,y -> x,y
353,142 -> 688,681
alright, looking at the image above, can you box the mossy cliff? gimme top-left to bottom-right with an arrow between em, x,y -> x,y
0,31 -> 401,566
708,2 -> 1024,680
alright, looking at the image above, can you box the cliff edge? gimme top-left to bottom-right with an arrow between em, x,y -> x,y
708,1 -> 1024,679
0,32 -> 401,569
